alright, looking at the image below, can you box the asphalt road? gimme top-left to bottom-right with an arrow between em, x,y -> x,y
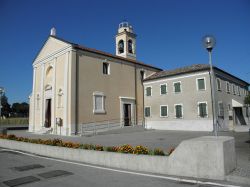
0,148 -> 234,187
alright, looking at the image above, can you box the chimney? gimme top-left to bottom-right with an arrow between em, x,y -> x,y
50,27 -> 56,36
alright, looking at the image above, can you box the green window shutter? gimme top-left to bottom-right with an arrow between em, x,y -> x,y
145,107 -> 150,117
198,79 -> 205,90
146,87 -> 151,96
176,105 -> 182,118
161,85 -> 167,94
174,83 -> 181,93
161,106 -> 167,117
199,103 -> 207,117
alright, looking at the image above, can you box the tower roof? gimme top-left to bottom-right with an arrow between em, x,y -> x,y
118,21 -> 134,33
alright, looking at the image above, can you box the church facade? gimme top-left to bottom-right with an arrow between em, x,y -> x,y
29,23 -> 161,136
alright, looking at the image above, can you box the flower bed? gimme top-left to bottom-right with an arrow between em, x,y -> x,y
0,134 -> 175,156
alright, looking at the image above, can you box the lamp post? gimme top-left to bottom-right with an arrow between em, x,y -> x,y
0,87 -> 5,119
202,35 -> 217,136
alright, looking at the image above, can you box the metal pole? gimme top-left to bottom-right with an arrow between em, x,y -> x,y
0,94 -> 1,119
208,50 -> 218,136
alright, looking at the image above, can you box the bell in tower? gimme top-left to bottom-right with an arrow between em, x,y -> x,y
115,21 -> 137,60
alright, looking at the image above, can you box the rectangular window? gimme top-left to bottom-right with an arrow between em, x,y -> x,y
146,87 -> 152,96
93,92 -> 105,114
160,105 -> 168,117
238,86 -> 241,96
174,82 -> 181,93
226,82 -> 230,93
198,102 -> 207,118
175,104 -> 183,118
160,84 -> 167,95
145,107 -> 151,117
197,78 -> 205,90
232,84 -> 236,95
217,78 -> 221,91
218,102 -> 224,118
103,62 -> 110,75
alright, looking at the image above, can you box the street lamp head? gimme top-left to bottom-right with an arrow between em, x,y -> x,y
202,35 -> 216,52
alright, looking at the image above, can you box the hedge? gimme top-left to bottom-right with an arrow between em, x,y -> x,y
0,134 -> 175,156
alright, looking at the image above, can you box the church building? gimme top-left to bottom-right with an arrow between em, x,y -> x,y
29,22 -> 161,136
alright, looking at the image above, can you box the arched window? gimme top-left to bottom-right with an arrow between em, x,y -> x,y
128,39 -> 133,54
57,89 -> 63,108
118,40 -> 124,54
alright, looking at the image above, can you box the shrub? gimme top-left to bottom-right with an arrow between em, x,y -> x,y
106,146 -> 119,152
7,134 -> 17,140
167,147 -> 175,156
153,148 -> 165,156
52,139 -> 63,146
133,145 -> 149,155
81,144 -> 95,150
118,144 -> 134,154
94,145 -> 104,151
43,139 -> 53,145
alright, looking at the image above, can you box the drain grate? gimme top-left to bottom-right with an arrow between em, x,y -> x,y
13,164 -> 44,171
37,170 -> 73,179
3,176 -> 40,187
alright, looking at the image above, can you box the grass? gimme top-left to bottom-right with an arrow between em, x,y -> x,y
0,118 -> 29,125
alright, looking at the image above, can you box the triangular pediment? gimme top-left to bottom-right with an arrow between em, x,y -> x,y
34,36 -> 72,63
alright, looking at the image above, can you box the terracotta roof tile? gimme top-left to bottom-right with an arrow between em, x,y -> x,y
50,35 -> 162,71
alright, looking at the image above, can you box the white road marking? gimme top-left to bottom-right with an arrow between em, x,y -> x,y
0,148 -> 240,187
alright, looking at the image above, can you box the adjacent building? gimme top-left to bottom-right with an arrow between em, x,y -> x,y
143,64 -> 249,131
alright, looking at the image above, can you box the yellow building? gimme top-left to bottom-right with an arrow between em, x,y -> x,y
29,22 -> 161,136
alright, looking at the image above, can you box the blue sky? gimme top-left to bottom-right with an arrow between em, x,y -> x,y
0,0 -> 250,104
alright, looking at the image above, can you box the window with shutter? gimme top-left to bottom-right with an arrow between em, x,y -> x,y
175,105 -> 183,118
198,103 -> 207,117
174,82 -> 181,93
146,87 -> 152,96
145,107 -> 151,117
160,106 -> 168,117
93,92 -> 105,114
197,78 -> 205,90
218,102 -> 224,118
160,84 -> 167,95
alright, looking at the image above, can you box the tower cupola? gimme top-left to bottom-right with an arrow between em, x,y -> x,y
115,21 -> 137,60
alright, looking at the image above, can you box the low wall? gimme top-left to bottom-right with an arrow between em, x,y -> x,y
145,120 -> 213,131
0,136 -> 236,180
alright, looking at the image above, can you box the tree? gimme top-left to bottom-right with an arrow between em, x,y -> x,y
1,94 -> 11,117
12,102 -> 29,117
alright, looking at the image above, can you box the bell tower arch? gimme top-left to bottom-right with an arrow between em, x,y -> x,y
115,21 -> 137,60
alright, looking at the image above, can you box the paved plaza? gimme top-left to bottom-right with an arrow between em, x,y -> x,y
6,126 -> 250,185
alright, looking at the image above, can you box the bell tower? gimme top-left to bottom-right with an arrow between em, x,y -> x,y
115,22 -> 137,60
